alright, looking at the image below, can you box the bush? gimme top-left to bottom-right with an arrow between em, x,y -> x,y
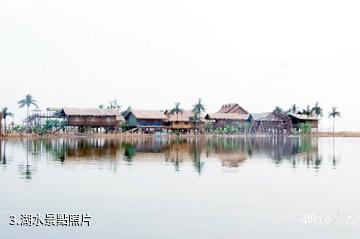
11,125 -> 26,133
299,122 -> 312,134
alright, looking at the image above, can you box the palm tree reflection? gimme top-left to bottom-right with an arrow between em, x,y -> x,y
18,139 -> 33,180
330,137 -> 340,168
191,141 -> 204,175
1,140 -> 6,165
123,143 -> 136,164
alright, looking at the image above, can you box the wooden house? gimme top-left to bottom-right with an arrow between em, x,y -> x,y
164,109 -> 206,131
249,112 -> 272,134
57,108 -> 124,128
205,113 -> 250,128
288,113 -> 319,131
123,110 -> 167,130
164,109 -> 194,130
206,103 -> 250,130
249,112 -> 294,135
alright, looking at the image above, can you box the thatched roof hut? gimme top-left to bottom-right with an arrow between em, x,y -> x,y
205,113 -> 250,128
288,113 -> 319,129
164,109 -> 194,122
58,108 -> 124,127
164,109 -> 206,130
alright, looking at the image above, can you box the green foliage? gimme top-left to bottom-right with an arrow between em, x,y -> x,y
302,105 -> 314,118
273,106 -> 284,114
328,107 -> 341,119
192,98 -> 205,128
18,94 -> 38,108
29,120 -> 66,135
11,125 -> 26,133
312,102 -> 323,118
299,122 -> 312,134
328,106 -> 341,135
1,107 -> 14,118
204,122 -> 214,133
289,104 -> 298,113
170,102 -> 183,120
120,122 -> 127,131
107,99 -> 121,111
43,119 -> 65,132
213,123 -> 247,135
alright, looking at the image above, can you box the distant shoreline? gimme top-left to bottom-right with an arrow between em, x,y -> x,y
1,131 -> 360,139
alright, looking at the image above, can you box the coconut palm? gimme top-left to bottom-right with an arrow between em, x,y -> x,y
18,94 -> 38,131
312,102 -> 323,118
107,99 -> 121,111
273,106 -> 283,114
328,107 -> 341,136
98,104 -> 105,109
1,107 -> 14,134
290,104 -> 298,114
192,98 -> 206,133
302,105 -> 313,118
170,102 -> 183,121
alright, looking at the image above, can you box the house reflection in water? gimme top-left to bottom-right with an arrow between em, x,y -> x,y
36,136 -> 324,171
43,138 -> 121,162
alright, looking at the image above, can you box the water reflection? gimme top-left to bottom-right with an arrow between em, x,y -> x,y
0,136 -> 342,180
16,139 -> 34,180
1,140 -> 6,165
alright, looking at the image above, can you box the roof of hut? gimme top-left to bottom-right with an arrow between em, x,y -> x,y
205,113 -> 249,120
164,109 -> 205,122
288,113 -> 318,121
217,103 -> 249,114
59,108 -> 124,121
124,110 -> 167,120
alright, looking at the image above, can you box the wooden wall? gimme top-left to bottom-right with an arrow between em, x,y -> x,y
291,118 -> 319,129
66,116 -> 120,127
169,121 -> 192,129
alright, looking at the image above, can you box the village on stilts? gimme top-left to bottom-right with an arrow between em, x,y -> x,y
1,94 -> 339,138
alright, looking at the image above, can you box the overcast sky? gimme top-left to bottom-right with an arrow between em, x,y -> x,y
0,0 -> 359,131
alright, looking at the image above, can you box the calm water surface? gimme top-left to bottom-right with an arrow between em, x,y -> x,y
0,137 -> 359,239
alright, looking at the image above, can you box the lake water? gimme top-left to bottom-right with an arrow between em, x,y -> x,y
0,136 -> 359,239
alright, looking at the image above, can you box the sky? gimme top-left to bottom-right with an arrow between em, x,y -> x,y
0,0 -> 359,131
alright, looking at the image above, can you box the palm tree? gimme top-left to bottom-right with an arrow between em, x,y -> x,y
107,99 -> 121,111
328,107 -> 341,136
312,102 -> 323,118
290,104 -> 298,114
273,106 -> 283,114
98,104 -> 105,109
192,98 -> 206,133
170,102 -> 183,121
18,94 -> 38,131
1,107 -> 14,134
302,105 -> 313,118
